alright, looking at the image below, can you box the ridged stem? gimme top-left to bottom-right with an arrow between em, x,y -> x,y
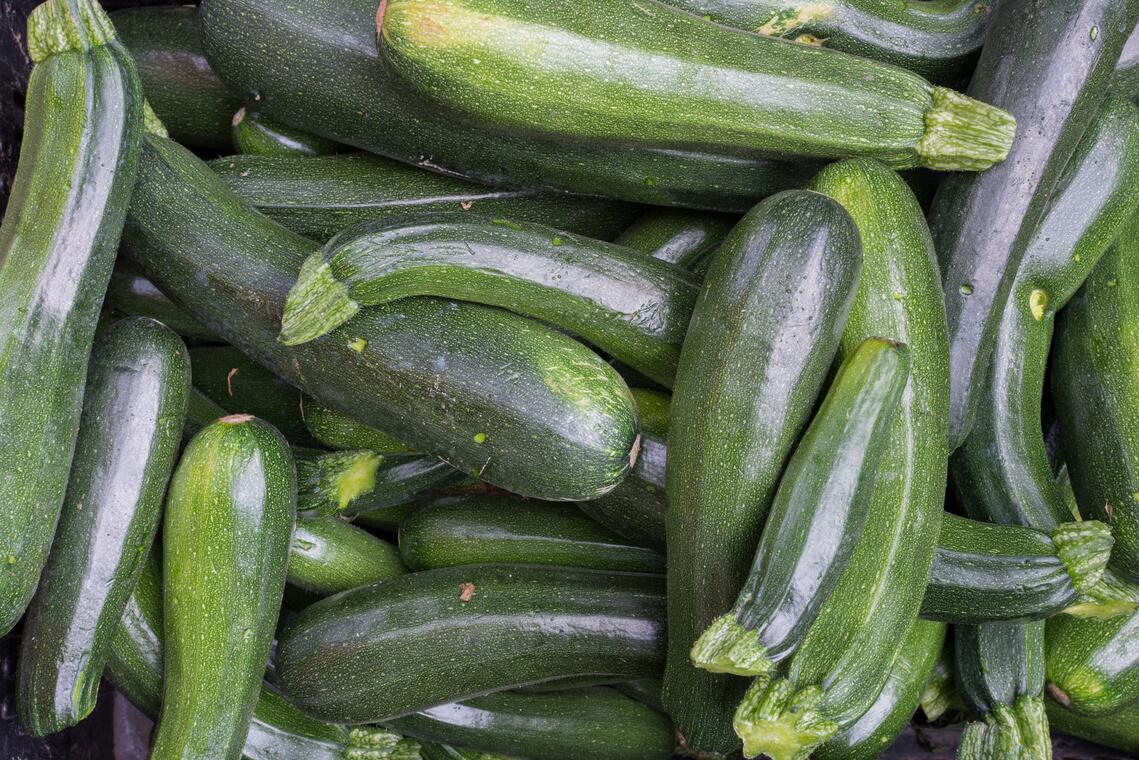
1066,568 -> 1139,619
280,253 -> 360,345
956,697 -> 1051,760
1053,520 -> 1113,596
689,614 -> 775,676
143,101 -> 168,138
27,0 -> 116,61
732,677 -> 838,760
345,727 -> 422,759
917,87 -> 1017,171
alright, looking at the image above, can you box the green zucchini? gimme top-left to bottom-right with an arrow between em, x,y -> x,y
0,0 -> 145,637
656,0 -> 990,83
919,643 -> 960,723
232,107 -> 343,158
199,0 -> 814,210
614,209 -> 737,271
1047,694 -> 1139,753
288,516 -> 406,596
280,213 -> 698,388
350,502 -> 416,532
185,387 -> 228,439
17,318 -> 188,735
378,0 -> 1014,171
577,432 -> 667,553
1113,28 -> 1139,102
276,564 -> 666,723
302,399 -> 412,453
111,6 -> 239,150
209,153 -> 639,243
615,679 -> 665,715
628,389 -> 669,438
386,688 -> 674,760
295,448 -> 463,517
952,94 -> 1139,534
398,495 -> 664,574
105,263 -> 216,340
1045,607 -> 1139,717
928,0 -> 1132,451
121,132 -> 640,502
420,745 -> 510,760
153,415 -> 296,759
921,514 -> 1113,624
954,622 -> 1051,760
664,189 -> 861,754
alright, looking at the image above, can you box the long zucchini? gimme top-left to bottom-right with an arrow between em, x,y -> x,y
104,263 -> 216,340
120,131 -> 640,502
1045,607 -> 1139,717
276,564 -> 666,723
295,448 -> 462,517
0,0 -> 144,636
399,495 -> 664,574
664,189 -> 861,754
210,153 -> 639,243
232,107 -> 343,158
928,0 -> 1132,450
17,318 -> 188,735
577,432 -> 667,553
152,415 -> 296,759
288,516 -> 406,596
386,688 -> 674,760
614,209 -> 737,271
302,399 -> 411,454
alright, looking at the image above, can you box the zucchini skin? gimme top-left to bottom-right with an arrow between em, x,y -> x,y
295,448 -> 463,517
209,153 -> 639,243
398,495 -> 664,574
577,432 -> 667,553
153,415 -> 296,760
664,189 -> 861,754
952,94 -> 1139,533
104,263 -> 216,340
614,209 -> 737,271
929,0 -> 1133,450
121,133 -> 639,502
232,107 -> 343,158
386,688 -> 675,760
302,399 -> 411,453
282,213 -> 699,388
16,318 -> 189,735
1045,608 -> 1139,716
0,0 -> 144,637
1114,27 -> 1139,101
184,387 -> 228,439
288,516 -> 407,596
276,564 -> 666,723
1047,695 -> 1139,752
198,0 -> 813,210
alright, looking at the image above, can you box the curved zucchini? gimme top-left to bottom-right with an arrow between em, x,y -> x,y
1045,607 -> 1139,717
0,0 -> 145,636
577,432 -> 667,553
276,564 -> 666,723
664,189 -> 861,754
105,263 -> 216,340
921,514 -> 1113,624
152,415 -> 296,759
288,516 -> 406,596
121,132 -> 639,502
209,153 -> 639,243
111,6 -> 239,150
928,0 -> 1131,450
302,400 -> 411,453
386,688 -> 674,760
398,495 -> 664,574
952,94 -> 1139,534
281,213 -> 699,388
1047,694 -> 1139,753
614,209 -> 737,271
295,448 -> 462,517
232,107 -> 343,158
16,318 -> 188,735
379,0 -> 1013,171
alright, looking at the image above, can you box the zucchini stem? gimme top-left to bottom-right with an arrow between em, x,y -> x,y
346,726 -> 423,759
689,614 -> 775,677
956,697 -> 1052,760
732,677 -> 838,760
1052,520 -> 1113,596
280,253 -> 361,345
918,87 -> 1017,171
27,0 -> 117,61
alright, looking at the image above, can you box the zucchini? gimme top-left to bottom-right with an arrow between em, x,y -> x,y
1114,26 -> 1139,102
104,263 -> 216,340
577,433 -> 666,553
614,209 -> 737,271
121,132 -> 640,502
16,318 -> 189,735
952,94 -> 1139,533
210,153 -> 639,243
920,644 -> 960,723
153,415 -> 296,759
232,107 -> 343,158
276,564 -> 666,723
386,688 -> 674,760
1045,608 -> 1139,717
420,746 -> 509,760
0,0 -> 144,636
378,0 -> 1014,171
1047,694 -> 1139,753
398,495 -> 664,574
302,399 -> 411,454
288,516 -> 406,596
1053,222 -> 1139,581
921,514 -> 1113,624
928,0 -> 1132,450
664,189 -> 861,754
295,448 -> 463,517
280,213 -> 699,388
628,389 -> 669,438
185,387 -> 228,439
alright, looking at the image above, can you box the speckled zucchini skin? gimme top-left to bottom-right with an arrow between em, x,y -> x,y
1046,605 -> 1139,717
615,209 -> 738,271
104,263 -> 216,339
577,432 -> 667,553
288,516 -> 407,596
301,400 -> 411,453
1047,692 -> 1139,752
232,108 -> 343,158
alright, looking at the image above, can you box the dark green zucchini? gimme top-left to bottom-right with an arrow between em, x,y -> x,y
928,0 -> 1132,451
919,643 -> 959,723
398,495 -> 664,574
614,209 -> 737,271
664,189 -> 861,754
295,448 -> 462,517
952,94 -> 1139,534
0,0 -> 145,637
921,514 -> 1113,624
302,399 -> 412,453
420,745 -> 509,760
281,213 -> 698,388
1045,607 -> 1139,717
628,389 -> 669,438
378,0 -> 1014,171
577,432 -> 667,553
351,501 -> 416,532
288,516 -> 406,596
1047,693 -> 1139,753
17,318 -> 188,735
1113,27 -> 1139,102
111,6 -> 239,150
232,107 -> 343,158
276,564 -> 666,723
121,132 -> 640,502
209,153 -> 640,242
185,387 -> 228,439
105,263 -> 216,340
386,688 -> 674,760
153,415 -> 296,759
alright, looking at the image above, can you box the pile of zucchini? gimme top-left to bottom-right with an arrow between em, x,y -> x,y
3,0 -> 1139,758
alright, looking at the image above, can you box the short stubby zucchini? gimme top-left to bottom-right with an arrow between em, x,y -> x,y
1046,607 -> 1139,717
232,107 -> 343,158
288,516 -> 407,596
104,263 -> 216,340
294,448 -> 462,517
614,209 -> 738,271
